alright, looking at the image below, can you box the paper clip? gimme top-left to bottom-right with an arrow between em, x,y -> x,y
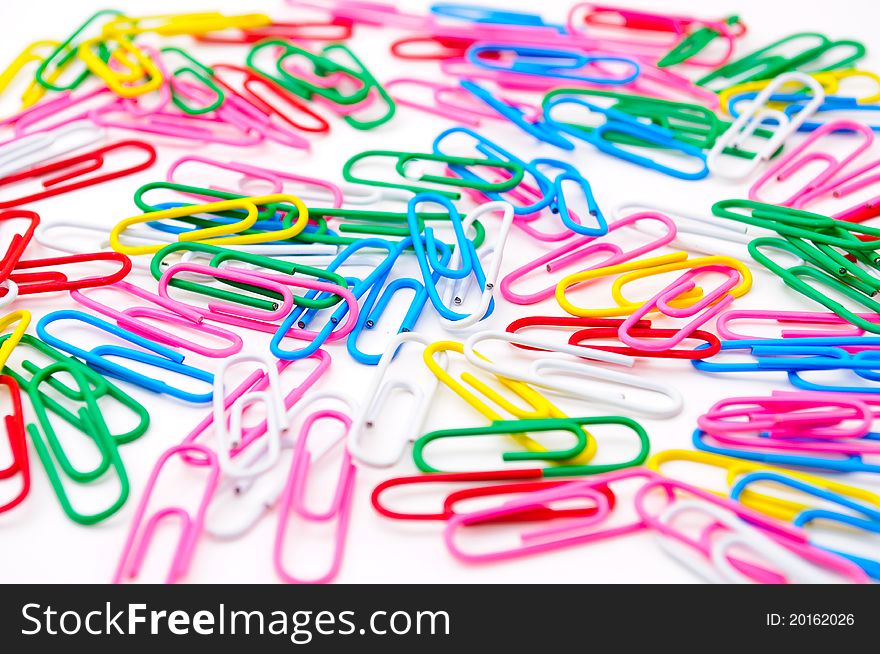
0,209 -> 39,283
749,120 -> 875,206
731,472 -> 880,579
347,333 -> 444,467
0,375 -> 28,514
342,149 -> 523,199
0,309 -> 29,369
635,477 -> 870,583
0,140 -> 157,209
707,72 -> 826,180
0,121 -> 106,177
415,415 -> 649,476
371,469 -> 615,522
274,392 -> 357,584
443,468 -> 661,563
616,260 -> 752,352
26,361 -> 130,525
213,354 -> 289,480
542,95 -> 709,180
113,444 -> 219,584
439,200 -> 513,330
696,32 -> 866,93
37,310 -> 215,404
501,211 -> 677,305
715,309 -> 878,340
466,43 -> 640,86
463,330 -> 682,418
614,201 -> 754,260
71,281 -> 243,358
9,252 -> 131,296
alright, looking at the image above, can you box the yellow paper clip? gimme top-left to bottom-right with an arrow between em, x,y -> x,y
423,340 -> 597,464
0,310 -> 31,368
78,36 -> 163,98
102,13 -> 271,37
554,251 -> 697,317
110,194 -> 309,256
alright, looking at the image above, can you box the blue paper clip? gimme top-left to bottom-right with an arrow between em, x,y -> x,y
270,240 -> 398,360
693,428 -> 880,474
731,471 -> 880,579
460,79 -> 575,150
691,337 -> 880,373
466,43 -> 640,86
542,96 -> 709,180
347,237 -> 446,365
430,3 -> 565,31
433,127 -> 555,214
786,96 -> 880,132
36,310 -> 214,403
407,193 -> 492,322
531,158 -> 609,237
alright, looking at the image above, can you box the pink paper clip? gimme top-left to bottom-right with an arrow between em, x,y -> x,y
90,101 -> 264,147
71,281 -> 243,358
113,444 -> 220,584
698,394 -> 874,440
386,78 -> 541,128
444,468 -> 661,563
158,262 -> 359,344
618,263 -> 748,352
183,350 -> 331,457
634,477 -> 870,583
296,0 -> 433,30
751,120 -> 875,207
274,393 -> 357,584
716,309 -> 880,340
793,153 -> 880,222
167,155 -> 344,208
500,211 -> 677,304
1,87 -> 116,141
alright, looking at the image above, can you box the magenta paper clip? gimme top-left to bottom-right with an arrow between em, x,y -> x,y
157,262 -> 297,324
634,477 -> 870,583
444,468 -> 662,563
90,101 -> 264,147
500,211 -> 677,304
183,350 -> 331,457
274,393 -> 357,584
716,309 -> 880,340
167,155 -> 344,208
113,444 -> 220,584
751,120 -> 875,207
698,394 -> 874,440
71,281 -> 243,358
618,264 -> 747,352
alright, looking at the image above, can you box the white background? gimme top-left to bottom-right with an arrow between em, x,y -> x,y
1,0 -> 879,583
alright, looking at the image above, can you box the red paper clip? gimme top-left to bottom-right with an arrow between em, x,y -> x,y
390,35 -> 475,60
0,141 -> 157,209
371,470 -> 615,522
211,64 -> 330,134
9,252 -> 132,295
1,375 -> 29,514
0,210 -> 39,283
506,315 -> 721,359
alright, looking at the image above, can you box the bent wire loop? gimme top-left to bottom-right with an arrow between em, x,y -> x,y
36,309 -> 215,403
0,375 -> 29,514
274,392 -> 357,584
113,444 -> 220,584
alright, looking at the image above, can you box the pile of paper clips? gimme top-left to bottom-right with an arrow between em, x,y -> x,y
2,1 -> 880,584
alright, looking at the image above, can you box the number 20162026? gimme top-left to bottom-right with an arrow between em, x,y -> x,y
766,614 -> 855,626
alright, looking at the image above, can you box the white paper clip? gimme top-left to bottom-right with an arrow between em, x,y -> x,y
0,121 -> 105,177
708,72 -> 825,180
